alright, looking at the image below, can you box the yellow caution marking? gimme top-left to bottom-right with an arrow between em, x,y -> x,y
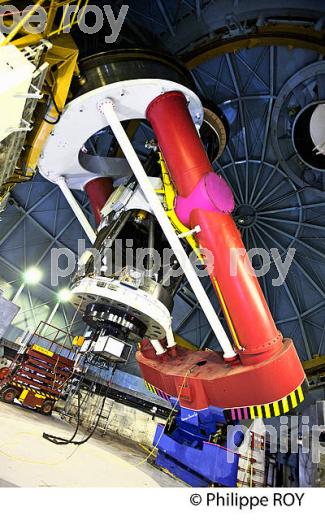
297,386 -> 304,403
264,403 -> 271,418
282,396 -> 289,413
31,344 -> 54,358
145,382 -> 156,394
11,382 -> 57,400
19,389 -> 29,401
35,393 -> 45,400
226,381 -> 307,421
273,401 -> 280,416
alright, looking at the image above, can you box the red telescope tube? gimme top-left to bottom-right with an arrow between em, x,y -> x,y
146,91 -> 282,364
84,177 -> 113,225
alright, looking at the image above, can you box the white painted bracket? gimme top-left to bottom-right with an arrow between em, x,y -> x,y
57,176 -> 97,244
178,225 -> 201,238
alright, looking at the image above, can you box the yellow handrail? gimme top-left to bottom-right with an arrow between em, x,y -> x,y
0,0 -> 45,47
48,0 -> 90,36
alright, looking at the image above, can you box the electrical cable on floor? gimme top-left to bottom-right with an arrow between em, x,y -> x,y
0,368 -> 110,465
0,446 -> 76,466
42,365 -> 116,446
0,431 -> 82,466
43,392 -> 106,446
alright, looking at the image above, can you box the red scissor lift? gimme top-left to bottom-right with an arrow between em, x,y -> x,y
0,322 -> 78,415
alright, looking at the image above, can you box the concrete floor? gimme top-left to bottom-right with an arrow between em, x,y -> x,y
0,402 -> 182,487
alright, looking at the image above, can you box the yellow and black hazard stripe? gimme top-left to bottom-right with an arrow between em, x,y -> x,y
144,381 -> 170,401
224,379 -> 308,422
11,382 -> 59,401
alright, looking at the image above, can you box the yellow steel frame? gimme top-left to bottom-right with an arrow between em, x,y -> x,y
48,0 -> 89,37
0,0 -> 45,47
0,1 -> 81,201
22,32 -> 79,175
0,0 -> 90,44
158,153 -> 202,259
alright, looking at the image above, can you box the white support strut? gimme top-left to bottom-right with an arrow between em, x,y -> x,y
57,176 -> 97,244
100,98 -> 236,360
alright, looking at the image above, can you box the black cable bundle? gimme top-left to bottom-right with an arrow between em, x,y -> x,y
43,365 -> 116,446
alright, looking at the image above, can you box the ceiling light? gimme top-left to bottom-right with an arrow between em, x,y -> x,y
58,288 -> 72,302
23,267 -> 42,285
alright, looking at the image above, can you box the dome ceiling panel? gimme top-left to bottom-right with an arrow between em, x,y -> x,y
1,2 -> 325,362
190,44 -> 325,359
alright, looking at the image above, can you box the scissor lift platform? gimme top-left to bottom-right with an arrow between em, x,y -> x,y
0,322 -> 77,415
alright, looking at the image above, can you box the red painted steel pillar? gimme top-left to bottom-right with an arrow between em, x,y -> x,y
146,91 -> 290,366
84,177 -> 113,225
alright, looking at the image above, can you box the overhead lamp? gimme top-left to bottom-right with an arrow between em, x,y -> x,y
23,267 -> 42,285
58,288 -> 72,302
